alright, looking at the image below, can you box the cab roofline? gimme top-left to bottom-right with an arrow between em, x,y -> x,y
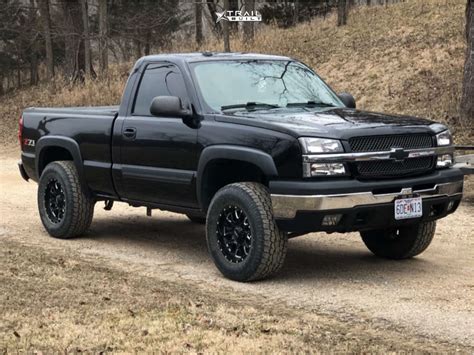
136,52 -> 293,65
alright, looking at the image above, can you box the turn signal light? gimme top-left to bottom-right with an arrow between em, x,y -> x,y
436,154 -> 452,168
304,162 -> 347,177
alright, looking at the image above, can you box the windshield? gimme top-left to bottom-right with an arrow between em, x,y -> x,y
191,60 -> 344,112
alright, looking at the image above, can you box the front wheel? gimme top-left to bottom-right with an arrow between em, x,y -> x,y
360,221 -> 436,259
38,161 -> 94,239
206,182 -> 287,282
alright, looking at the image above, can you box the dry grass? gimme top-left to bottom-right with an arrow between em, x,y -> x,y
0,0 -> 471,145
1,238 -> 470,353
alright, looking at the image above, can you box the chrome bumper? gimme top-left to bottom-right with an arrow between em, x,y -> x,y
302,146 -> 454,163
271,180 -> 463,219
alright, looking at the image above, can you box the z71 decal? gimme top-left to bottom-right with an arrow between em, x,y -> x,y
23,139 -> 35,147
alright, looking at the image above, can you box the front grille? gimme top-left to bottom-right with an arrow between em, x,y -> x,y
356,157 -> 434,177
349,134 -> 433,152
349,134 -> 434,178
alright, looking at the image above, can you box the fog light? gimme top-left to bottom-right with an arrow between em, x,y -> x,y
322,214 -> 342,226
305,163 -> 347,177
436,154 -> 453,168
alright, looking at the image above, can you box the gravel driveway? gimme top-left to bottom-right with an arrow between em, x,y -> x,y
1,152 -> 473,348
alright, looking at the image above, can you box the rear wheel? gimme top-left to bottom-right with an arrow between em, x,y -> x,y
38,161 -> 94,239
360,221 -> 436,259
206,182 -> 287,282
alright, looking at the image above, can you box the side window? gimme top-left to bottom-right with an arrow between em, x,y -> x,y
133,63 -> 189,116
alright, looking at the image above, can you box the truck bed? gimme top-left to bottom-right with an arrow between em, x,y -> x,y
21,105 -> 120,197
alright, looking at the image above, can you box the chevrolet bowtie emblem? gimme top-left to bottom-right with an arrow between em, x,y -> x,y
390,148 -> 409,162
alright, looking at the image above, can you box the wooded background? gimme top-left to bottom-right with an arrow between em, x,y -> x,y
0,0 -> 472,125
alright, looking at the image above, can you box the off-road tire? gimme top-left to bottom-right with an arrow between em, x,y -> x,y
360,221 -> 436,259
186,214 -> 206,224
206,182 -> 287,282
38,161 -> 94,239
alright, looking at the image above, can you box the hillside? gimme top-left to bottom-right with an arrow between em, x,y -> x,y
0,0 -> 469,145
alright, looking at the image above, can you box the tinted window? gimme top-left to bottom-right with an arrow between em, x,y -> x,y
133,63 -> 188,116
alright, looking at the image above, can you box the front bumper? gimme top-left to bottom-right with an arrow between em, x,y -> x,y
270,168 -> 464,233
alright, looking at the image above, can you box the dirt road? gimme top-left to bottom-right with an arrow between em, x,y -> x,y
1,150 -> 473,349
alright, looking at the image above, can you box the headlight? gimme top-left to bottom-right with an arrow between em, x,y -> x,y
299,138 -> 347,177
436,130 -> 452,146
299,138 -> 344,154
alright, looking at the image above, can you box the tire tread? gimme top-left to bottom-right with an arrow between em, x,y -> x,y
39,161 -> 94,239
208,182 -> 287,281
361,221 -> 436,259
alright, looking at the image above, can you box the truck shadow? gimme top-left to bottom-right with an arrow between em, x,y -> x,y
89,213 -> 430,282
276,242 -> 428,282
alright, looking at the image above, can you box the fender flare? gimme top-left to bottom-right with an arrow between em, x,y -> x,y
36,136 -> 89,193
196,145 -> 278,208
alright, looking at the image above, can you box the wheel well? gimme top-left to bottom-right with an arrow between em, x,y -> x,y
200,159 -> 267,210
39,146 -> 73,176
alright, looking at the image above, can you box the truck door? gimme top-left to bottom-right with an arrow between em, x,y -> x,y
116,62 -> 199,207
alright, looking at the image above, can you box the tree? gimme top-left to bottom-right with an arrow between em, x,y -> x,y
228,0 -> 238,32
38,0 -> 54,80
223,0 -> 230,52
28,0 -> 39,85
195,0 -> 203,46
108,0 -> 187,60
293,0 -> 299,26
460,0 -> 473,126
62,0 -> 86,81
337,0 -> 349,26
243,0 -> 255,42
205,0 -> 223,37
80,0 -> 92,79
98,0 -> 108,76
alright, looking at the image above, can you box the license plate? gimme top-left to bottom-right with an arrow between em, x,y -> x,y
394,196 -> 423,220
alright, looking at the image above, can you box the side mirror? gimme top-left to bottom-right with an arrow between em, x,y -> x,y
150,96 -> 192,118
338,93 -> 356,109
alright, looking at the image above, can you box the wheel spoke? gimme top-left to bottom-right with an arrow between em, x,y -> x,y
216,205 -> 252,264
44,179 -> 66,224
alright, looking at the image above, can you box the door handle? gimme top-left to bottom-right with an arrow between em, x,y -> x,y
123,127 -> 137,139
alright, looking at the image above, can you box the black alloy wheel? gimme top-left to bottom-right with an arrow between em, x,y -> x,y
216,205 -> 252,263
44,178 -> 66,223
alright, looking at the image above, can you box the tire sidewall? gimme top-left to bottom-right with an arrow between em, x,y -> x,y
206,185 -> 267,281
38,163 -> 76,238
361,222 -> 435,259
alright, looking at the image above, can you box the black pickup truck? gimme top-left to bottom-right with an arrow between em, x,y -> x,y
19,52 -> 463,281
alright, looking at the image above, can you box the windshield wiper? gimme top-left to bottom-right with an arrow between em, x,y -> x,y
221,102 -> 281,111
286,101 -> 336,108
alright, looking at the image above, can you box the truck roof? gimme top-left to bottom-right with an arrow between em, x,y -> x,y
136,52 -> 292,65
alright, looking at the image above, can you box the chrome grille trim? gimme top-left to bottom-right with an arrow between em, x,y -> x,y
302,146 -> 454,163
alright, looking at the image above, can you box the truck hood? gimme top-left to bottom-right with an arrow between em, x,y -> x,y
215,108 -> 444,139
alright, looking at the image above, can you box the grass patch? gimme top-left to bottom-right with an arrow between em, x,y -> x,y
0,239 -> 471,352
